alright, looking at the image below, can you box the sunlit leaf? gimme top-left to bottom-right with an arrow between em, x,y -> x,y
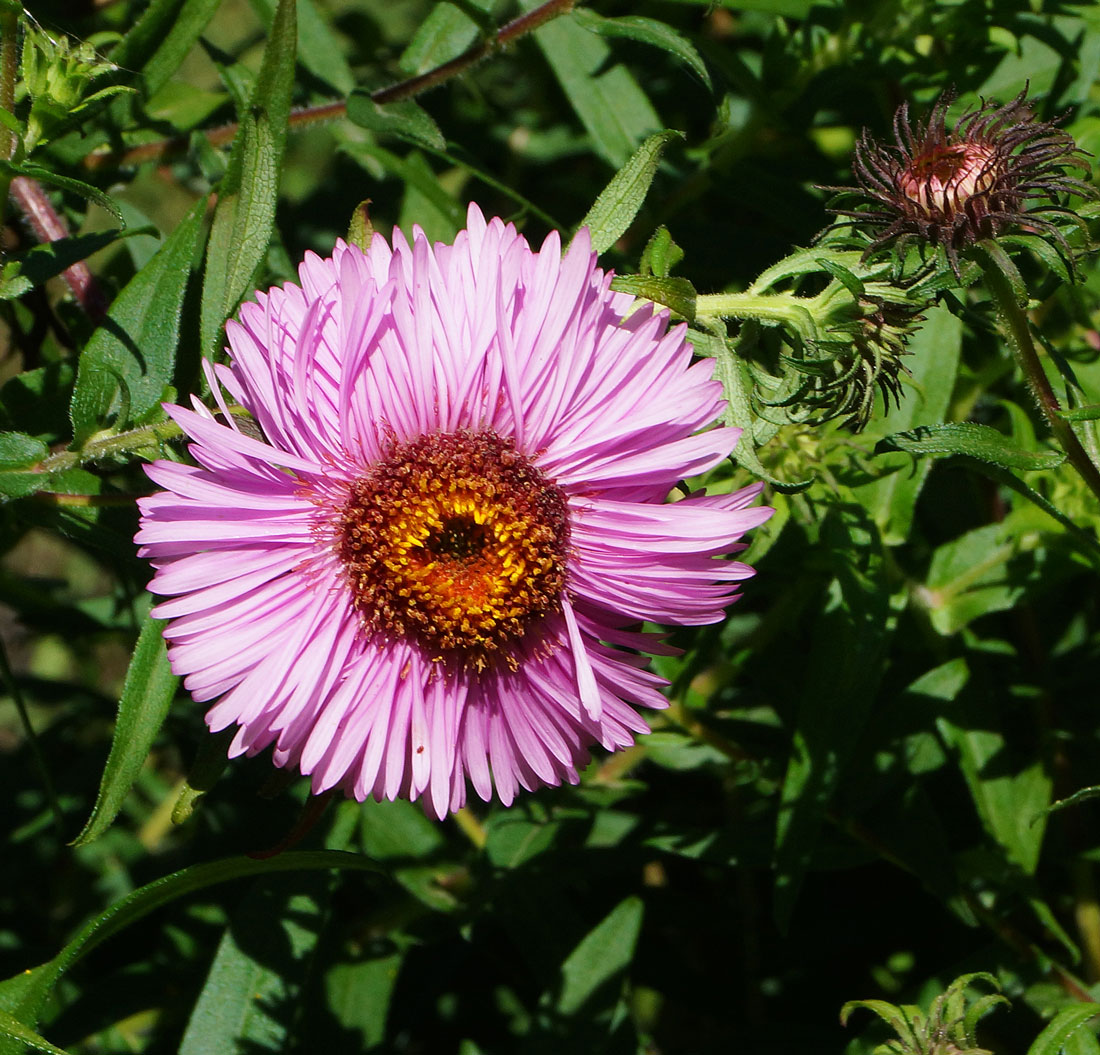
199,0 -> 296,359
69,195 -> 207,445
71,616 -> 178,847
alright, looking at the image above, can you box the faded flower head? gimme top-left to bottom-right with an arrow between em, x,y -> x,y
136,205 -> 771,818
829,90 -> 1095,274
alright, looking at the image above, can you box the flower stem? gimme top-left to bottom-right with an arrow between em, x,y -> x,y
10,176 -> 108,320
452,807 -> 487,849
84,0 -> 578,172
695,290 -> 820,340
38,416 -> 187,474
976,248 -> 1100,504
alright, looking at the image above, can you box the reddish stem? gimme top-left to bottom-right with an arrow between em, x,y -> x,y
84,0 -> 578,172
9,176 -> 108,320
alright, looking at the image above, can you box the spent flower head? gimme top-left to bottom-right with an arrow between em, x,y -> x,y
825,89 -> 1096,277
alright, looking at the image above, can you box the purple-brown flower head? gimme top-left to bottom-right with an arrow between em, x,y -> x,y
828,91 -> 1096,274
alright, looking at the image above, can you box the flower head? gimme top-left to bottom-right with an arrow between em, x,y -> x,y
136,205 -> 771,818
828,90 -> 1095,274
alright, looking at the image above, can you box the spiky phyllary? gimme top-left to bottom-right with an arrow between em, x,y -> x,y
826,90 -> 1096,275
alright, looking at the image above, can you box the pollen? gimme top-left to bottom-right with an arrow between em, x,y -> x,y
336,430 -> 570,669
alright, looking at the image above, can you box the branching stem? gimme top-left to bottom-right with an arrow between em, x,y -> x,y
85,0 -> 577,172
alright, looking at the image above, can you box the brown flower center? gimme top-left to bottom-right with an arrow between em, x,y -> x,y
899,143 -> 996,216
336,430 -> 570,669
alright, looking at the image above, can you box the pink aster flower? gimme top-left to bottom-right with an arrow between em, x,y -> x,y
136,204 -> 771,818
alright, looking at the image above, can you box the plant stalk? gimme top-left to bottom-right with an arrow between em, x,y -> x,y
695,290 -> 820,340
979,253 -> 1100,505
84,0 -> 578,172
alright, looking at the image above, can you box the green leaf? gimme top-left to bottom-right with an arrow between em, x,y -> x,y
345,92 -> 447,150
1058,404 -> 1100,423
576,130 -> 683,255
0,229 -> 135,302
397,150 -> 462,243
0,1012 -> 73,1055
690,327 -> 813,493
326,944 -> 407,1049
0,432 -> 47,468
358,799 -> 457,912
199,0 -> 296,359
0,851 -> 382,1042
571,9 -> 711,88
774,509 -> 895,928
555,896 -> 644,1015
1028,1004 -> 1100,1055
179,875 -> 329,1054
877,422 -> 1066,471
69,194 -> 207,445
0,466 -> 100,501
523,0 -> 661,169
610,275 -> 696,320
398,0 -> 498,76
0,161 -> 124,225
839,998 -> 916,1038
639,226 -> 683,278
485,816 -> 561,869
113,0 -> 221,96
970,463 -> 1100,563
249,0 -> 355,94
660,0 -> 813,14
347,199 -> 374,252
923,523 -> 1022,635
71,616 -> 178,847
938,687 -> 1052,874
816,257 -> 865,298
1066,1030 -> 1100,1055
855,306 -> 963,544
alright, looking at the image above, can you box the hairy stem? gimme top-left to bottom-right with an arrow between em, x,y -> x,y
10,176 -> 108,320
85,0 -> 578,172
695,290 -> 820,341
38,416 -> 188,474
978,251 -> 1100,505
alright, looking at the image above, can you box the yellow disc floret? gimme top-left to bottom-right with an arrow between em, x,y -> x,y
337,430 -> 569,669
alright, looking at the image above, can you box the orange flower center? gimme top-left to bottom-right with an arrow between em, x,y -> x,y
899,143 -> 996,216
337,430 -> 569,669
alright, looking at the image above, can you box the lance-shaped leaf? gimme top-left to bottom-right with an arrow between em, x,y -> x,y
69,195 -> 207,446
1027,1004 -> 1100,1055
572,9 -> 711,88
199,0 -> 296,359
877,422 -> 1067,471
576,129 -> 683,255
71,616 -> 178,847
0,851 -> 382,1049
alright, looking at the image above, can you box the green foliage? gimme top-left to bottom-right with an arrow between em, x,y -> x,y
1,1 -> 1100,1053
